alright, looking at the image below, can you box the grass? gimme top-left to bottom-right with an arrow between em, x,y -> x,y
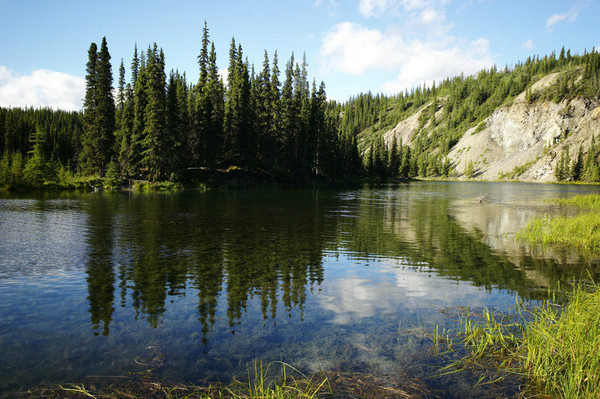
442,284 -> 600,398
20,362 -> 330,399
225,361 -> 330,399
516,194 -> 600,253
441,194 -> 600,398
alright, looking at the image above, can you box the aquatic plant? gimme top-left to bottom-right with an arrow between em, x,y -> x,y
442,284 -> 600,398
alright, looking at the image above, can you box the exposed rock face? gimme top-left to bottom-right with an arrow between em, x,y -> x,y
379,71 -> 600,182
447,94 -> 599,181
383,108 -> 424,148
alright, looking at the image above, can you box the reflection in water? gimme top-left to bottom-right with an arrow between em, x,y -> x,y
81,184 -> 600,341
85,191 -> 333,340
86,195 -> 115,336
3,183 -> 600,396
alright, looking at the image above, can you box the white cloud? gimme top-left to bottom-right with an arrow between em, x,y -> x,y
522,38 -> 534,50
313,0 -> 339,15
546,5 -> 583,29
0,66 -> 85,111
218,68 -> 229,86
320,22 -> 406,75
382,38 -> 494,93
358,0 -> 450,17
319,22 -> 495,93
420,6 -> 444,24
358,0 -> 397,18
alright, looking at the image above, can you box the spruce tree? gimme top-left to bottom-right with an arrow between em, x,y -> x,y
80,42 -> 98,174
388,135 -> 399,178
141,44 -> 168,181
571,146 -> 583,181
80,37 -> 115,177
206,42 -> 224,167
131,50 -> 147,176
255,51 -> 274,171
94,37 -> 116,176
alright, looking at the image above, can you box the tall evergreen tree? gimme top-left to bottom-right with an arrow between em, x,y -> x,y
206,42 -> 225,167
94,37 -> 116,176
81,42 -> 98,174
141,44 -> 168,181
131,50 -> 147,176
81,37 -> 115,177
388,135 -> 399,178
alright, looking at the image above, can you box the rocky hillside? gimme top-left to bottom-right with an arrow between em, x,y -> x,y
347,49 -> 600,182
447,78 -> 600,181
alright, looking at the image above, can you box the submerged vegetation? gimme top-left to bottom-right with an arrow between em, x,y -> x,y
442,284 -> 600,399
441,194 -> 600,398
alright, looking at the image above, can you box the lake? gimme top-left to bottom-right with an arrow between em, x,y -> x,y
1,182 -> 600,397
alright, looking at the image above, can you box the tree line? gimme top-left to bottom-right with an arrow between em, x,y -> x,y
2,37 -> 600,188
0,23 -> 361,189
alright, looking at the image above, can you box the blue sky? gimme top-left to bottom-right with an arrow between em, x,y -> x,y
1,0 -> 599,111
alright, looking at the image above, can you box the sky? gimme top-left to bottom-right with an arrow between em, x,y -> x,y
1,0 -> 599,111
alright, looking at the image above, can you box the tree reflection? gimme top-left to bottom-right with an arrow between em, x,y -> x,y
84,194 -> 116,336
337,186 -> 600,299
83,188 -> 600,340
84,191 -> 332,340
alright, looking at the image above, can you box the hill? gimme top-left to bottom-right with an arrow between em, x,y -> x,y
341,47 -> 600,182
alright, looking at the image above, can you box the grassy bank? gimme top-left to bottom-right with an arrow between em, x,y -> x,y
21,363 -> 330,399
517,193 -> 600,254
17,363 -> 430,399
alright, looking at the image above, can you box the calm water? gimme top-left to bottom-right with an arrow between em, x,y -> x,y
1,182 -> 600,397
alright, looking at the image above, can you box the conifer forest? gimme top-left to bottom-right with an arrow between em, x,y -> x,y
1,23 -> 600,189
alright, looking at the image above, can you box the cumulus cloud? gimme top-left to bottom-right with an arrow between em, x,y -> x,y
320,22 -> 405,75
319,22 -> 495,94
319,0 -> 495,95
522,39 -> 534,50
358,0 -> 397,18
381,38 -> 494,93
546,4 -> 584,29
0,66 -> 85,111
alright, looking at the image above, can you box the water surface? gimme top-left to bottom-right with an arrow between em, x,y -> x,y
1,182 -> 599,397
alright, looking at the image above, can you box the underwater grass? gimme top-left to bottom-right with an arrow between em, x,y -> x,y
443,284 -> 600,398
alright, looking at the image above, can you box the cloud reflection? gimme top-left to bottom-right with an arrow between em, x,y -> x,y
317,258 -> 486,324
